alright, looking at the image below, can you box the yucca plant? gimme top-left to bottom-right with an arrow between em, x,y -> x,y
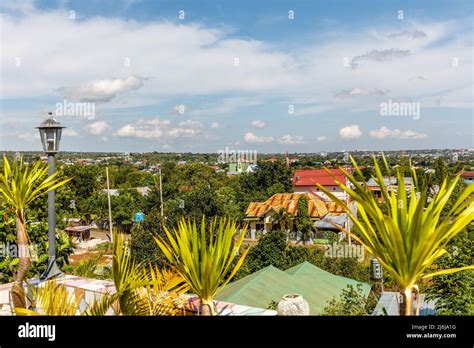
317,154 -> 474,315
15,231 -> 188,316
155,216 -> 249,315
14,280 -> 81,316
0,155 -> 71,308
86,231 -> 188,316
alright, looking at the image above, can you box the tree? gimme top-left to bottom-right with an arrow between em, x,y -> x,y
426,229 -> 474,315
322,284 -> 375,316
294,196 -> 313,244
244,230 -> 288,273
0,156 -> 71,308
155,217 -> 249,315
318,154 -> 474,315
273,208 -> 293,232
433,157 -> 449,187
130,210 -> 168,268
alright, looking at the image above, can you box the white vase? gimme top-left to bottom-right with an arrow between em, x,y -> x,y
277,294 -> 310,316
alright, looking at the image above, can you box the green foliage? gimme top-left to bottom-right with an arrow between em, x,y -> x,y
294,196 -> 313,243
317,154 -> 474,315
322,284 -> 376,316
72,253 -> 103,278
235,230 -> 371,283
427,230 -> 474,315
130,210 -> 168,269
155,216 -> 249,315
243,231 -> 288,273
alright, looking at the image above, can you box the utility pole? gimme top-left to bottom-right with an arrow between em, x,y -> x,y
106,167 -> 113,243
158,166 -> 164,218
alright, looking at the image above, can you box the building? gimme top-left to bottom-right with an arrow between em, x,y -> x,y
460,171 -> 474,185
65,226 -> 91,241
292,169 -> 349,201
366,177 -> 413,199
227,160 -> 257,175
216,262 -> 371,315
244,193 -> 347,236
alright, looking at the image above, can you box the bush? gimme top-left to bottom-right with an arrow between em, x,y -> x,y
233,230 -> 372,284
130,210 -> 168,268
244,231 -> 288,272
322,284 -> 376,316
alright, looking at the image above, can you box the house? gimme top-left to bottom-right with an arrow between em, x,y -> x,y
292,169 -> 349,201
102,186 -> 151,197
244,193 -> 347,236
460,171 -> 474,185
227,160 -> 257,175
216,262 -> 371,315
65,226 -> 91,241
366,177 -> 413,199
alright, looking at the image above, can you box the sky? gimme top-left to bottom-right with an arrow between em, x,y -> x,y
0,0 -> 473,153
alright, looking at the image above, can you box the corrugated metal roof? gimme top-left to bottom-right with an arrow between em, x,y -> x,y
293,169 -> 346,186
245,193 -> 329,218
372,291 -> 438,316
216,262 -> 371,315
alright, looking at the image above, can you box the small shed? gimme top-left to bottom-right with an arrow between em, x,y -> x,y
65,226 -> 91,241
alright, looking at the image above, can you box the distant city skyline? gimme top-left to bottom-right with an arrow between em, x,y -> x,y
1,0 -> 473,153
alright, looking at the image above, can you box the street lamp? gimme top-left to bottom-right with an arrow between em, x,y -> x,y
37,112 -> 65,280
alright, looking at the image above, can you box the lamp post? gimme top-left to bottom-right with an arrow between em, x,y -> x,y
37,112 -> 65,280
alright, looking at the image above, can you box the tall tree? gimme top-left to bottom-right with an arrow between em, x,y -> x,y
0,156 -> 70,308
294,196 -> 313,244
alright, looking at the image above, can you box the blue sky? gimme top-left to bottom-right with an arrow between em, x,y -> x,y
0,0 -> 472,153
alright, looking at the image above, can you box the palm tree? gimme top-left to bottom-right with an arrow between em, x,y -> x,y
0,155 -> 71,308
16,231 -> 188,316
317,154 -> 474,315
274,207 -> 293,233
155,216 -> 249,315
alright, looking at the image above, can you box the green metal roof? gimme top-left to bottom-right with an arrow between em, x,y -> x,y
216,261 -> 372,314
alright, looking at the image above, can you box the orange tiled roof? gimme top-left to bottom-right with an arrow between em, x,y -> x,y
245,193 -> 334,219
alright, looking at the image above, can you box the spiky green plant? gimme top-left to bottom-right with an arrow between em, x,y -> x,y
155,216 -> 249,315
16,231 -> 187,316
317,154 -> 474,315
0,155 -> 71,308
14,280 -> 81,316
86,231 -> 188,316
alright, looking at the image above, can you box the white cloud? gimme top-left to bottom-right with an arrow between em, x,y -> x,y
334,88 -> 390,99
278,134 -> 305,145
317,136 -> 327,142
244,132 -> 273,143
388,30 -> 427,39
251,120 -> 266,128
350,49 -> 410,69
16,131 -> 39,143
210,122 -> 221,129
115,118 -> 201,139
339,125 -> 362,139
369,126 -> 428,139
85,121 -> 111,135
168,120 -> 202,138
58,75 -> 146,103
63,128 -> 78,137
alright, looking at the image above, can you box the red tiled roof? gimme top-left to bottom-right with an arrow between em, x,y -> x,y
460,171 -> 474,178
293,169 -> 346,186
